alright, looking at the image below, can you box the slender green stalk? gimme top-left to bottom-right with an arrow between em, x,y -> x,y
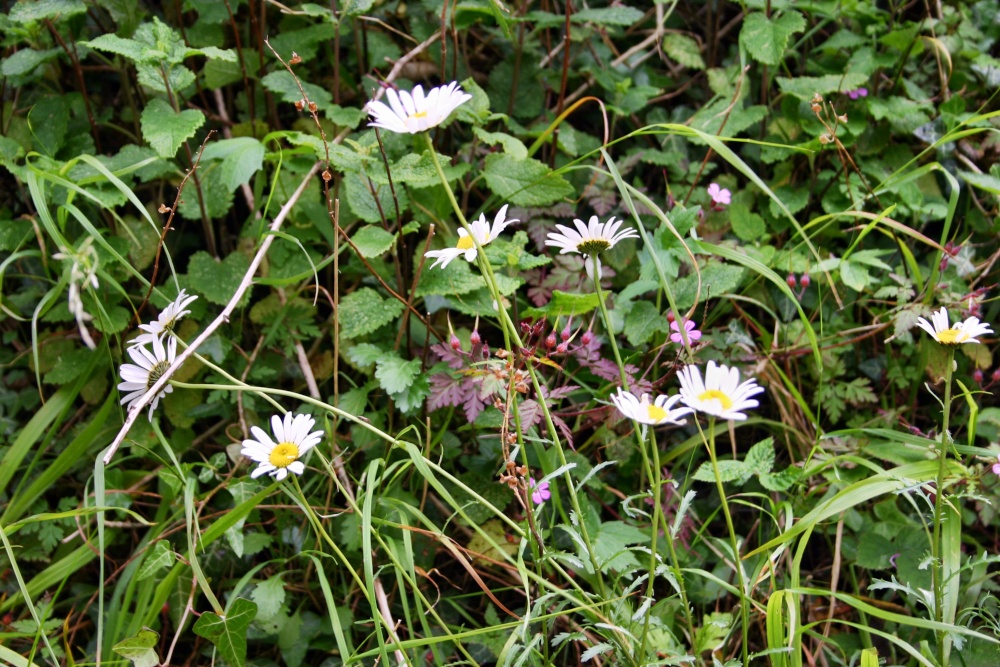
932,348 -> 955,667
700,417 -> 750,666
591,256 -> 629,387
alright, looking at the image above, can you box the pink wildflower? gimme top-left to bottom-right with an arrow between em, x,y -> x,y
992,454 -> 1000,476
707,183 -> 731,207
529,477 -> 551,505
670,319 -> 702,344
846,88 -> 868,99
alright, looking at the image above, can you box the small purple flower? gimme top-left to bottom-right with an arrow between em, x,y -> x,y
529,477 -> 551,505
846,87 -> 868,100
707,183 -> 731,207
670,319 -> 702,344
992,454 -> 1000,476
890,552 -> 900,568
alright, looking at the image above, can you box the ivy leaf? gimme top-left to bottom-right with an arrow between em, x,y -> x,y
338,288 -> 404,339
192,598 -> 257,667
136,540 -> 179,581
483,154 -> 573,207
141,98 -> 206,159
351,225 -> 396,258
186,251 -> 250,306
251,575 -> 286,622
375,355 -> 421,394
112,627 -> 160,667
739,11 -> 806,66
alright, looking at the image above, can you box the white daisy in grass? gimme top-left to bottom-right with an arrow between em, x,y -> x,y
610,387 -> 691,426
118,335 -> 177,420
241,412 -> 324,481
425,205 -> 516,269
678,360 -> 764,422
544,215 -> 639,280
916,307 -> 993,346
366,81 -> 472,134
130,288 -> 198,347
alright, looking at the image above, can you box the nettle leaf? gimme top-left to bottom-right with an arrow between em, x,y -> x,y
339,288 -> 404,339
693,459 -> 751,485
739,11 -> 806,66
416,256 -> 486,297
136,540 -> 179,581
186,251 -> 250,306
1,47 -> 61,77
375,355 -> 421,394
744,437 -> 775,476
141,98 -> 206,158
252,575 -> 287,621
82,34 -> 149,62
10,0 -> 87,23
192,598 -> 257,667
760,466 -> 801,492
351,225 -> 396,258
483,154 -> 573,207
662,33 -> 705,70
112,627 -> 160,667
43,346 -> 97,384
200,137 -> 264,191
623,301 -> 670,346
473,127 -> 528,160
776,72 -> 869,100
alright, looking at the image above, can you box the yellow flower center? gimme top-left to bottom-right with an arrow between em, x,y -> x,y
577,239 -> 611,255
411,110 -> 428,119
146,361 -> 170,390
456,235 -> 475,250
698,389 -> 733,410
269,442 -> 300,468
646,404 -> 668,421
936,328 -> 964,344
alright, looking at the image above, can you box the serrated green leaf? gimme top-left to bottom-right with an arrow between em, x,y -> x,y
186,250 -> 250,306
739,11 -> 806,66
367,151 -> 467,189
343,170 -> 408,224
523,290 -> 600,319
1,47 -> 61,77
10,0 -> 87,22
662,33 -> 705,70
112,627 -> 160,667
693,459 -> 751,485
775,72 -> 870,100
136,540 -> 178,581
43,347 -> 96,384
338,288 -> 404,339
325,103 -> 367,128
744,437 -> 775,476
375,355 -> 421,394
573,6 -> 644,26
260,70 -> 332,107
92,305 -> 131,334
483,154 -> 573,207
473,128 -> 528,160
623,301 -> 669,346
186,46 -> 237,62
141,98 -> 205,158
351,225 -> 396,258
82,33 -> 148,62
389,373 -> 429,413
671,262 -> 745,309
345,343 -> 384,368
252,575 -> 286,621
730,204 -> 767,241
192,598 -> 256,667
415,256 -> 486,297
759,466 -> 801,492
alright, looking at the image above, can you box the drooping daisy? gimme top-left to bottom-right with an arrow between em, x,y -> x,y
529,477 -> 551,505
670,319 -> 702,344
544,216 -> 639,280
915,307 -> 993,346
425,205 -> 516,270
677,360 -> 764,422
366,81 -> 472,134
610,387 -> 691,426
707,183 -> 731,207
118,335 -> 177,420
130,288 -> 198,347
241,412 -> 324,481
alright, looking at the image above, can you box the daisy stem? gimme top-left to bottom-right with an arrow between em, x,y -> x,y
590,255 -> 629,387
702,417 -> 750,666
932,348 -> 955,665
424,133 -> 464,232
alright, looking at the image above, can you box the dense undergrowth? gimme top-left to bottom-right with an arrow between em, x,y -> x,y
3,0 -> 1000,665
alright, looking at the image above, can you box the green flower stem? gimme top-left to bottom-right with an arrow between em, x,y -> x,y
425,133 -> 609,599
590,256 -> 629,387
700,417 -> 750,666
932,348 -> 955,665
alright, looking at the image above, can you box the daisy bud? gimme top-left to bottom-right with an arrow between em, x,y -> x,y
800,273 -> 811,289
787,274 -> 797,289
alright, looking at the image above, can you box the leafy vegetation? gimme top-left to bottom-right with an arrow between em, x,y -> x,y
2,1 -> 1000,666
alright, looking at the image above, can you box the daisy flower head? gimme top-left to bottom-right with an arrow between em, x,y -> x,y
677,360 -> 765,421
130,288 -> 198,347
241,412 -> 324,481
916,307 -> 993,346
424,205 -> 516,270
544,216 -> 640,280
707,183 -> 731,207
610,387 -> 691,426
366,81 -> 472,134
118,335 -> 177,420
670,319 -> 702,344
529,477 -> 551,505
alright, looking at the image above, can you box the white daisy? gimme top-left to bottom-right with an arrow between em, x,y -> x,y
241,412 -> 324,481
915,307 -> 993,345
118,335 -> 177,420
424,205 -> 516,270
544,216 -> 640,279
366,81 -> 472,134
130,288 -> 198,347
610,387 -> 691,426
677,360 -> 764,421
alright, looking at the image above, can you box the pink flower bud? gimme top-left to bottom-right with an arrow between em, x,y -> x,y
561,325 -> 572,341
787,274 -> 797,288
545,333 -> 557,349
800,273 -> 811,289
470,329 -> 481,345
974,369 -> 984,384
556,342 -> 568,354
581,331 -> 594,345
992,368 -> 1000,383
450,334 -> 461,351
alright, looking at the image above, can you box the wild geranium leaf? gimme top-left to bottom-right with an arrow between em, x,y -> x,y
192,598 -> 257,667
186,251 -> 250,306
375,355 -> 421,394
141,98 -> 206,158
389,373 -> 430,413
136,540 -> 178,581
739,11 -> 806,66
662,33 -> 705,70
483,154 -> 573,207
112,627 -> 160,667
252,575 -> 286,621
351,225 -> 395,258
338,288 -> 404,339
345,343 -> 384,368
744,437 -> 775,476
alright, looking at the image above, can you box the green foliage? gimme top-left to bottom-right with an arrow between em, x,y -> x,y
192,598 -> 257,667
112,628 -> 160,667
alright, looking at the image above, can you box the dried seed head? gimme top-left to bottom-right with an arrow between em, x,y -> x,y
308,101 -> 318,113
294,99 -> 304,111
322,170 -> 332,182
158,204 -> 171,213
289,52 -> 302,65
819,132 -> 833,145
